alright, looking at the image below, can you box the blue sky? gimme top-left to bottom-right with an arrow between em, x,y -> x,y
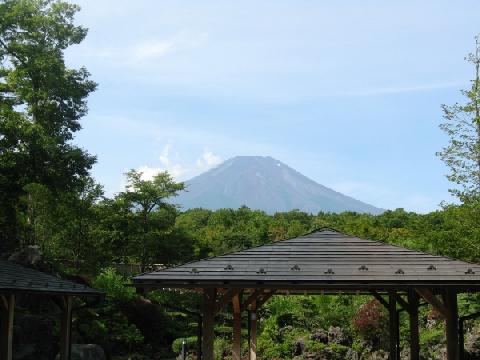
66,0 -> 480,213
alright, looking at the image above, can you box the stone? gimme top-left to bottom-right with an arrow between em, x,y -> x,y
293,338 -> 305,356
55,344 -> 105,360
14,313 -> 56,360
8,245 -> 42,266
310,329 -> 329,344
327,326 -> 351,346
465,324 -> 480,359
345,348 -> 359,360
366,350 -> 388,360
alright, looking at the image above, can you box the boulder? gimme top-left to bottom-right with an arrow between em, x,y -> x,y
345,348 -> 359,360
55,344 -> 105,360
310,329 -> 328,344
366,350 -> 388,360
8,245 -> 42,266
13,313 -> 56,360
465,325 -> 480,359
293,338 -> 305,356
327,326 -> 350,346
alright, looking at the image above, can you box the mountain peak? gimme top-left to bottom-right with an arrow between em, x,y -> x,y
176,156 -> 383,214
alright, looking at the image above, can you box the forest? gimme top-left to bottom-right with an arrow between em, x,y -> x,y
1,1 -> 480,359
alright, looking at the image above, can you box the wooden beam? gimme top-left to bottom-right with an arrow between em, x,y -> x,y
415,289 -> 448,318
256,290 -> 276,309
388,291 -> 398,360
249,299 -> 257,360
202,288 -> 217,360
197,316 -> 202,360
444,289 -> 459,360
408,290 -> 420,360
232,293 -> 241,360
59,296 -> 73,360
369,290 -> 389,309
215,288 -> 238,314
392,292 -> 412,315
0,294 -> 15,360
242,290 -> 262,310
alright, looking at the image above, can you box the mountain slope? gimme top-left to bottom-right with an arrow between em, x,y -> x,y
174,156 -> 383,214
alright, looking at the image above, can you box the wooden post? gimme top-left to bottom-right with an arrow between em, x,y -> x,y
408,290 -> 420,360
232,292 -> 241,360
197,315 -> 203,360
459,319 -> 465,360
396,310 -> 400,360
202,288 -> 216,360
388,291 -> 398,360
444,289 -> 459,360
0,294 -> 15,360
249,299 -> 257,360
59,296 -> 73,360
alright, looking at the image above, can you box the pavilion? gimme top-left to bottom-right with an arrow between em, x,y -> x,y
132,228 -> 480,360
0,261 -> 103,360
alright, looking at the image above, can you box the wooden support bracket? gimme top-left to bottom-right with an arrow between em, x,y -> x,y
256,290 -> 276,309
392,292 -> 413,315
242,290 -> 262,310
416,289 -> 448,318
215,288 -> 240,314
369,290 -> 389,309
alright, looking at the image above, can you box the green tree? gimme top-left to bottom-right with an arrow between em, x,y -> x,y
0,0 -> 96,251
118,169 -> 187,269
437,35 -> 480,202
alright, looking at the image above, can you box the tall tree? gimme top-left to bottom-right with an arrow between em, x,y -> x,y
0,0 -> 96,251
437,35 -> 480,203
118,170 -> 186,269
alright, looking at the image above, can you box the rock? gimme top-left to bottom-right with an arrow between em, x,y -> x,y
279,325 -> 293,337
310,329 -> 328,344
293,338 -> 305,356
14,313 -> 56,360
465,325 -> 480,359
399,348 -> 410,360
55,344 -> 105,360
13,344 -> 36,360
346,348 -> 359,360
327,326 -> 350,346
366,350 -> 388,360
8,245 -> 42,266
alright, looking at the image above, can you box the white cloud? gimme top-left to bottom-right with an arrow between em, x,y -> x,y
196,150 -> 222,170
130,30 -> 208,62
132,40 -> 175,61
136,165 -> 163,181
159,143 -> 172,167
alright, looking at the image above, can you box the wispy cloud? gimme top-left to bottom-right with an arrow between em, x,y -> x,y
196,150 -> 222,170
135,144 -> 221,182
129,30 -> 208,63
332,81 -> 466,97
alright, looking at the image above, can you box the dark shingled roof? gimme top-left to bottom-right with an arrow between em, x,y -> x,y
132,229 -> 480,291
0,261 -> 102,296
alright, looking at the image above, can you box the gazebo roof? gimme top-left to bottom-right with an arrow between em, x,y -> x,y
0,261 -> 102,296
132,228 -> 480,291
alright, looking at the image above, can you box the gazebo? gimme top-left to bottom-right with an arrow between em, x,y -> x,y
132,228 -> 480,360
0,261 -> 103,360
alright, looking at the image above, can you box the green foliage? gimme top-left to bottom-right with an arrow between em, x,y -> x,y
93,268 -> 136,302
437,35 -> 480,202
0,0 -> 97,252
112,169 -> 188,268
172,336 -> 198,354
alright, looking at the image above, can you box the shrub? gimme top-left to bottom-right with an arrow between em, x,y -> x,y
352,299 -> 388,348
93,267 -> 136,302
